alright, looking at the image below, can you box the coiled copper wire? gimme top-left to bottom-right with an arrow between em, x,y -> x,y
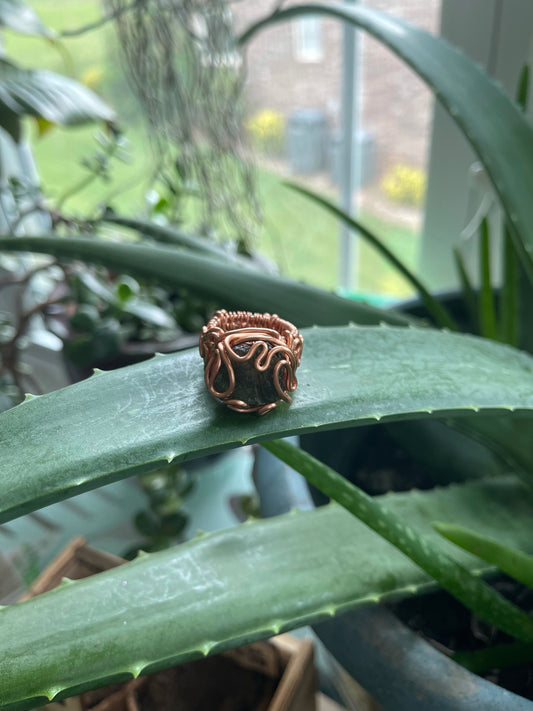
199,310 -> 303,415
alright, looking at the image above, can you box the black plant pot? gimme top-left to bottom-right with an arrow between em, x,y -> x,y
253,445 -> 533,711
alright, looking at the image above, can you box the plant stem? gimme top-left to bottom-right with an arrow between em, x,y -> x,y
261,439 -> 533,643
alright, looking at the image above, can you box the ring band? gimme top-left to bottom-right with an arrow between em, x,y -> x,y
199,310 -> 303,415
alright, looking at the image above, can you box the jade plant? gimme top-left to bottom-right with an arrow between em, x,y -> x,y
1,3 -> 533,709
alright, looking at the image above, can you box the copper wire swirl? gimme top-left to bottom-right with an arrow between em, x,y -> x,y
199,310 -> 303,415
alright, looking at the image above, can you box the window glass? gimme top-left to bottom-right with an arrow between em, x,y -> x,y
293,17 -> 324,63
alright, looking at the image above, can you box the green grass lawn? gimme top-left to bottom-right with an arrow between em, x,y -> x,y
7,0 -> 419,298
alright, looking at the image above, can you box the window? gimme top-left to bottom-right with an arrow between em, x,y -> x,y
293,17 -> 324,63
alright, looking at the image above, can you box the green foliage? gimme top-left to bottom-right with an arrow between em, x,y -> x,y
124,463 -> 194,558
0,2 -> 114,142
0,0 -> 54,38
0,235 -> 413,328
2,475 -> 533,710
262,439 -> 533,642
434,522 -> 533,588
2,2 -> 533,707
479,218 -> 498,339
62,265 -> 209,369
1,324 -> 533,526
285,181 -> 458,330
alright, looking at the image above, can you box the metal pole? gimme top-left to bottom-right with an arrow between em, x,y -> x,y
338,3 -> 360,292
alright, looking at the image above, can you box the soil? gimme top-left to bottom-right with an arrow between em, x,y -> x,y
81,654 -> 279,711
386,578 -> 533,700
137,656 -> 278,711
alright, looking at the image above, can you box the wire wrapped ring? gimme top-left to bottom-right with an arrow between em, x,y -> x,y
199,310 -> 303,415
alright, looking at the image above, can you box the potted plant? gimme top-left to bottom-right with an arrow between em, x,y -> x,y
1,3 -> 533,711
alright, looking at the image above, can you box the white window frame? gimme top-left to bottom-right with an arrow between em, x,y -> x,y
420,0 -> 533,289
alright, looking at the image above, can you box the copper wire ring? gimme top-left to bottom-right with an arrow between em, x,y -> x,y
199,310 -> 303,415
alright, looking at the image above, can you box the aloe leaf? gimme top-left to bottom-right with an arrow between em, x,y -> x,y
1,325 -> 533,525
479,218 -> 497,340
0,235 -> 413,328
239,3 -> 533,281
499,225 -> 519,346
451,417 -> 533,488
0,0 -> 54,38
453,246 -> 478,333
434,522 -> 533,588
2,475 -> 533,711
518,259 -> 533,355
286,181 -> 459,330
385,419 -> 505,486
101,214 -> 251,266
262,439 -> 533,643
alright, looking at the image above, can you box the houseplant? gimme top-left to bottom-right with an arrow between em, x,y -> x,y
1,3 -> 533,710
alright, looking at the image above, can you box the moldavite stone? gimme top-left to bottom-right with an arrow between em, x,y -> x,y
213,341 -> 286,407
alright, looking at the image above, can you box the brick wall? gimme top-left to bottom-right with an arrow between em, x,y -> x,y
235,0 -> 440,177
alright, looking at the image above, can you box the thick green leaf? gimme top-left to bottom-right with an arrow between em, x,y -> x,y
285,181 -> 459,330
518,258 -> 533,354
0,58 -> 114,141
0,235 -> 413,328
434,522 -> 533,588
453,247 -> 478,332
499,225 -> 519,346
452,417 -> 533,486
101,214 -> 252,266
2,475 -> 533,711
479,218 -> 497,340
0,0 -> 54,38
263,439 -> 533,642
386,419 -> 505,485
1,325 -> 533,524
239,3 -> 533,280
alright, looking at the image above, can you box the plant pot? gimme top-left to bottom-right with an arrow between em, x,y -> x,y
21,537 -> 316,711
253,447 -> 533,711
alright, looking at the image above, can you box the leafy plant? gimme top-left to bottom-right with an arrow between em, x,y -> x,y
0,1 -> 115,142
124,463 -> 194,559
283,64 -> 533,666
2,3 -> 533,710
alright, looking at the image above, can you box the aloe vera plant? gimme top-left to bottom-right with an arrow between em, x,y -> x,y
2,3 -> 533,710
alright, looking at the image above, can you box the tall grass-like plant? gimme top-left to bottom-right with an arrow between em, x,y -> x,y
1,3 -> 533,709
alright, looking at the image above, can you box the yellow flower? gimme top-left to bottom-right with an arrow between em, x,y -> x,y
246,109 -> 285,155
81,67 -> 103,89
382,164 -> 426,207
